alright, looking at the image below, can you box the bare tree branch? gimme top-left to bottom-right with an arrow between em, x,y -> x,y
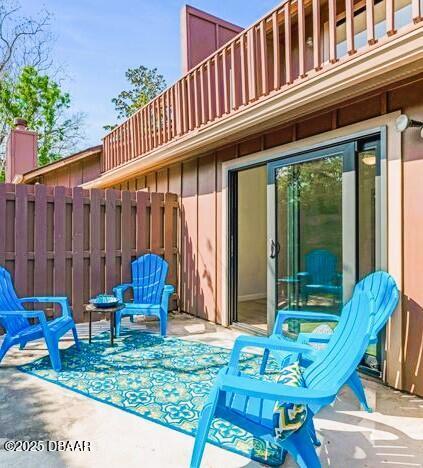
0,1 -> 51,77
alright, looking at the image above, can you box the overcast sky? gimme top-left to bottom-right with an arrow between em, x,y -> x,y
20,0 -> 279,150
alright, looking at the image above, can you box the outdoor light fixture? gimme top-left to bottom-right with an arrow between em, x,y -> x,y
361,154 -> 377,166
395,114 -> 423,138
306,37 -> 313,48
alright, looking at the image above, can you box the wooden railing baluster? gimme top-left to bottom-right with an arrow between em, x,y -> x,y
214,55 -> 221,117
412,0 -> 422,23
247,28 -> 257,101
346,0 -> 356,54
272,11 -> 281,90
312,0 -> 321,70
284,2 -> 292,85
260,19 -> 269,94
298,0 -> 306,78
386,0 -> 396,36
328,0 -> 337,63
101,0 -> 419,171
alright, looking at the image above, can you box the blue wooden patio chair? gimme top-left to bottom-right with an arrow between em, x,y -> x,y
0,266 -> 80,372
298,249 -> 342,304
190,287 -> 376,468
260,271 -> 399,413
113,254 -> 175,337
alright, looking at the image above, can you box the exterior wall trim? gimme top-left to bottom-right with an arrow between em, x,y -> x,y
220,111 -> 402,389
22,146 -> 102,183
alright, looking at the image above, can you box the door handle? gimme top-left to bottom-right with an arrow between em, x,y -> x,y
270,240 -> 280,259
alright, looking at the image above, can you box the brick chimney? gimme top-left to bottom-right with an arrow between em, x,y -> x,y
5,118 -> 37,183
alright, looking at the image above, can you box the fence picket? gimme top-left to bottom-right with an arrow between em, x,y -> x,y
72,187 -> 84,321
90,188 -> 102,298
121,190 -> 132,283
14,185 -> 28,296
105,189 -> 117,293
53,186 -> 66,298
34,184 -> 48,298
0,184 -> 6,266
150,193 -> 161,255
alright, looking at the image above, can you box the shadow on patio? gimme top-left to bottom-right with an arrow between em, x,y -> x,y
1,314 -> 423,468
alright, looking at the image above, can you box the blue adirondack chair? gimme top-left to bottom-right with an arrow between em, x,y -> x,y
190,287 -> 376,468
113,254 -> 174,337
260,271 -> 399,412
298,249 -> 342,304
0,266 -> 80,372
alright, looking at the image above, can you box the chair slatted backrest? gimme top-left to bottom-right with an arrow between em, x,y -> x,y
0,267 -> 29,335
357,271 -> 399,340
131,254 -> 168,304
305,249 -> 338,285
304,287 -> 375,392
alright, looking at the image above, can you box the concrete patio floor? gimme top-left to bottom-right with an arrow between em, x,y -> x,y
1,313 -> 422,468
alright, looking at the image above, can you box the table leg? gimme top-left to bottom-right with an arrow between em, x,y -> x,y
89,309 -> 92,344
110,312 -> 114,346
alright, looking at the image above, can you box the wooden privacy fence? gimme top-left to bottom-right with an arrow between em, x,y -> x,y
0,183 -> 178,323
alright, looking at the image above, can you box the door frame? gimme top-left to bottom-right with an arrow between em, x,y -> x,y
222,111 -> 402,387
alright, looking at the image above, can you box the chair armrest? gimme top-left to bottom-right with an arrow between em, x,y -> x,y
0,309 -> 48,324
163,285 -> 175,295
219,373 -> 335,406
273,309 -> 340,335
112,284 -> 133,303
20,297 -> 71,319
297,332 -> 332,345
161,285 -> 175,310
228,335 -> 312,369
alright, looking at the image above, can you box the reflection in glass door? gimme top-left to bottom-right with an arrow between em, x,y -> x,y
267,137 -> 381,372
268,143 -> 356,339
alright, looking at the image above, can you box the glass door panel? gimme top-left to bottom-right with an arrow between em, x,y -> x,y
267,143 -> 356,339
358,140 -> 379,371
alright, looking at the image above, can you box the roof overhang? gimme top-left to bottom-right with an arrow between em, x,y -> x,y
82,25 -> 423,189
22,145 -> 102,183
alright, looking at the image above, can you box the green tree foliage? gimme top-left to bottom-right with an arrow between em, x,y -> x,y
0,66 -> 84,177
105,65 -> 166,130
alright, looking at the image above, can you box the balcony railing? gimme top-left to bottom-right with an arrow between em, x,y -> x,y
102,0 -> 422,172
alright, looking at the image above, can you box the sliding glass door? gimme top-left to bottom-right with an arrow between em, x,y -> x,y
228,135 -> 381,371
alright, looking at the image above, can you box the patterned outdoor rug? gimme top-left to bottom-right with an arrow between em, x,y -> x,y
19,330 -> 283,465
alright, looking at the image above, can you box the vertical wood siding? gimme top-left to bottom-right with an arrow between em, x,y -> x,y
108,77 -> 423,397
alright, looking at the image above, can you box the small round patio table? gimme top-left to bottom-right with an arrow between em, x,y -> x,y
86,303 -> 124,346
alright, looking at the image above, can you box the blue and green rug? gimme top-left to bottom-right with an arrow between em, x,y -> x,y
19,330 -> 282,465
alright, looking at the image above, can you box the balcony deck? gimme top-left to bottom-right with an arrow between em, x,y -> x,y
99,0 -> 423,185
